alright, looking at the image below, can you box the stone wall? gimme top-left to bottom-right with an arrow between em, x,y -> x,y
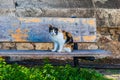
0,0 -> 120,58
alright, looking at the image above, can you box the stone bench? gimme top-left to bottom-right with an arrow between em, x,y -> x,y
0,17 -> 111,66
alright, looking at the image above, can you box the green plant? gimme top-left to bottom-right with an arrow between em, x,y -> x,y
43,57 -> 50,64
0,59 -> 112,80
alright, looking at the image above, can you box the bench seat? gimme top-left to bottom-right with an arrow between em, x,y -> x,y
0,49 -> 111,66
0,50 -> 111,58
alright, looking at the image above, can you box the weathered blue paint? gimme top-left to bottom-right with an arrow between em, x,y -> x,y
0,17 -> 96,42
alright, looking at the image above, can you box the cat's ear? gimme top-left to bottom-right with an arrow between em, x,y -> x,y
48,24 -> 53,28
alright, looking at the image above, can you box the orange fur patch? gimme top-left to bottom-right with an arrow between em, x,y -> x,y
64,43 -> 74,50
62,31 -> 67,40
66,32 -> 72,38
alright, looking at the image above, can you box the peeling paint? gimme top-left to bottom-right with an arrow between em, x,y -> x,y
87,19 -> 95,27
18,18 -> 41,23
10,28 -> 28,42
0,17 -> 96,42
74,37 -> 81,42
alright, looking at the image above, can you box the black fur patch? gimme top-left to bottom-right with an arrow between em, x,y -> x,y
49,25 -> 58,35
65,32 -> 73,44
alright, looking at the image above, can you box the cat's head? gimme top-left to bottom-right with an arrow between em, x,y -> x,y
49,25 -> 59,36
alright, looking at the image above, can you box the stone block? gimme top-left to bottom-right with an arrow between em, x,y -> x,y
0,8 -> 15,16
15,0 -> 93,8
2,43 -> 16,50
97,36 -> 111,44
97,27 -> 109,35
98,41 -> 120,58
15,8 -> 43,17
96,9 -> 118,27
97,27 -> 120,41
116,9 -> 120,27
93,0 -> 118,8
68,8 -> 95,18
96,20 -> 106,27
16,43 -> 34,50
35,43 -> 53,50
0,0 -> 15,8
109,28 -> 120,41
88,44 -> 98,49
16,8 -> 95,17
15,0 -> 95,17
96,33 -> 102,42
78,43 -> 98,50
0,0 -> 15,16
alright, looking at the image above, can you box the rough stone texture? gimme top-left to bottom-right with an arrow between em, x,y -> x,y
16,43 -> 34,50
0,0 -> 15,16
15,8 -> 43,17
96,9 -> 118,27
97,27 -> 120,41
14,0 -> 120,9
88,44 -> 98,50
96,31 -> 120,58
16,8 -> 95,18
98,41 -> 120,58
116,9 -> 120,27
35,43 -> 53,50
0,0 -> 15,8
1,43 -> 16,50
78,43 -> 98,50
78,27 -> 120,58
15,0 -> 95,17
15,0 -> 93,8
0,9 -> 15,16
93,0 -> 119,8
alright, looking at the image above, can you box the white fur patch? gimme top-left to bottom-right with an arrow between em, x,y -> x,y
63,47 -> 72,52
50,32 -> 66,52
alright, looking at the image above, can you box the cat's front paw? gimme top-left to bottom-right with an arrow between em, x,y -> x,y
57,50 -> 62,53
63,48 -> 72,52
51,49 -> 56,52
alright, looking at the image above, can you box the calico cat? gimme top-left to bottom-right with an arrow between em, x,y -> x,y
49,25 -> 74,52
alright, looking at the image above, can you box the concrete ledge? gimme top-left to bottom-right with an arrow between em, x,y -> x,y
16,8 -> 95,17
